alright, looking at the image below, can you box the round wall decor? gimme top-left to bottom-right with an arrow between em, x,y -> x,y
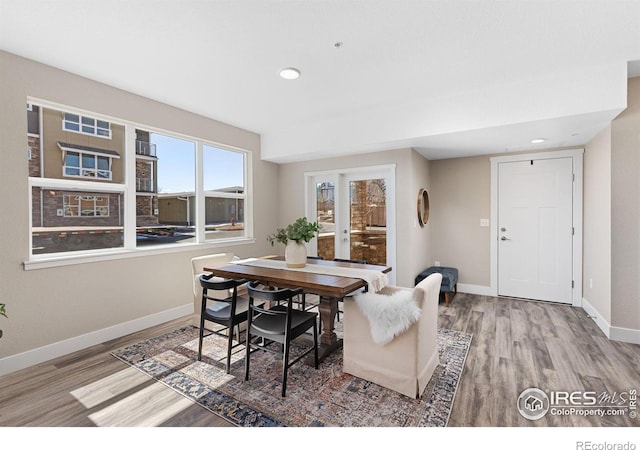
417,188 -> 429,227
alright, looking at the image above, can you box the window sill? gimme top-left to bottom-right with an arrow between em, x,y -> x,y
23,237 -> 256,271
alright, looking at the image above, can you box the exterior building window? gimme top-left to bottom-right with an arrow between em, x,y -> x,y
63,195 -> 110,217
63,113 -> 111,138
63,151 -> 112,179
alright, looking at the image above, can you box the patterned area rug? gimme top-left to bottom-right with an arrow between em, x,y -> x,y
111,325 -> 472,427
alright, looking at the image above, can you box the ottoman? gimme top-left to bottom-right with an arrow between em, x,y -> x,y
415,266 -> 458,306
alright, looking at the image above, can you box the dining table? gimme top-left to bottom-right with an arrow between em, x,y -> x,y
204,256 -> 392,363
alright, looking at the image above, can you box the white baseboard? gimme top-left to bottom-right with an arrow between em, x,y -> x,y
0,303 -> 193,377
457,283 -> 493,296
581,297 -> 611,338
610,325 -> 640,345
581,297 -> 640,345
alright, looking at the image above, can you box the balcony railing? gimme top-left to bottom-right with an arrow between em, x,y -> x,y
136,140 -> 157,157
136,178 -> 155,193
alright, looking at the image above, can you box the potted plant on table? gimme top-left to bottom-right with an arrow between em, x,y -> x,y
267,217 -> 321,268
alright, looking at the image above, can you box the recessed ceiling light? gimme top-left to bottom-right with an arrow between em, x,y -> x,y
531,138 -> 545,144
279,67 -> 300,80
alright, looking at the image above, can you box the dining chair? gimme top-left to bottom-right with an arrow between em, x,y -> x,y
343,273 -> 442,398
197,274 -> 252,374
190,253 -> 243,328
245,281 -> 319,397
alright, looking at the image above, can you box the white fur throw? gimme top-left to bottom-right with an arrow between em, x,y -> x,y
354,289 -> 421,345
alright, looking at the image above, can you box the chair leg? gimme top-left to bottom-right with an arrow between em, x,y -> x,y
244,333 -> 251,381
445,291 -> 450,307
282,338 -> 291,397
197,316 -> 206,361
226,323 -> 234,374
313,322 -> 319,369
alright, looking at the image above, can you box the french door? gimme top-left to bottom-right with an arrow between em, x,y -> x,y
306,166 -> 396,283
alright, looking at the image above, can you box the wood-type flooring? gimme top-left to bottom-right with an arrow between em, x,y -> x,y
1,294 -> 638,427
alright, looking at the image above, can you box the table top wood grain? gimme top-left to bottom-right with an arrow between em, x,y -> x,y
205,256 -> 391,298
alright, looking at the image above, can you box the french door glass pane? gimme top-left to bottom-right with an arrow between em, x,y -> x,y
349,179 -> 386,265
316,181 -> 335,260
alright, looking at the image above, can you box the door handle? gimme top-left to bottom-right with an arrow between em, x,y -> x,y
500,236 -> 510,241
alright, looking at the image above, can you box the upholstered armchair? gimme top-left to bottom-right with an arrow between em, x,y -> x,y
342,272 -> 442,399
190,253 -> 245,327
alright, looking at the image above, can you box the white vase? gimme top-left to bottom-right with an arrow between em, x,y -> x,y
285,241 -> 307,268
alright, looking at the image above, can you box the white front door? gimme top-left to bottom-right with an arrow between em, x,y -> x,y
497,157 -> 574,303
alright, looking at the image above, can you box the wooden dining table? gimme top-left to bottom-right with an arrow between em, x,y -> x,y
204,256 -> 392,362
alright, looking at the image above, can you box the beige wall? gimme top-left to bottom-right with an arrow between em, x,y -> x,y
429,155 -> 491,286
611,76 -> 640,330
277,148 -> 431,288
0,51 -> 279,362
583,126 -> 612,323
408,150 -> 432,287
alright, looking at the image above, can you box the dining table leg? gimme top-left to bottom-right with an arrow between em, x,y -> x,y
305,295 -> 341,365
318,295 -> 339,347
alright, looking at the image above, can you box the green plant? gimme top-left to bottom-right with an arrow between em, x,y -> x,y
0,303 -> 6,319
267,217 -> 321,246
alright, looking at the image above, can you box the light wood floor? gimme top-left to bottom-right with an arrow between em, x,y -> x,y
0,293 -> 638,427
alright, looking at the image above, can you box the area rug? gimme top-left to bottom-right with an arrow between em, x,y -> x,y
111,325 -> 472,427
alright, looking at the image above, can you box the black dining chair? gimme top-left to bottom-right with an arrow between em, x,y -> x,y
197,274 -> 253,374
245,281 -> 319,397
333,258 -> 368,321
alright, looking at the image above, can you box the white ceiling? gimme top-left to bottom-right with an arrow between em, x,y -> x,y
1,0 -> 639,163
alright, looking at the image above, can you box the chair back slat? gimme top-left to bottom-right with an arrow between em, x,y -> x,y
199,274 -> 245,292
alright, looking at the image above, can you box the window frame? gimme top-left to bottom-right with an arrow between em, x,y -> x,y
63,151 -> 113,180
201,143 -> 247,242
63,112 -> 112,139
63,194 -> 110,218
25,98 -> 255,269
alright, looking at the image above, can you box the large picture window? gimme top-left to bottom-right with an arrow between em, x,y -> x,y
27,100 -> 252,261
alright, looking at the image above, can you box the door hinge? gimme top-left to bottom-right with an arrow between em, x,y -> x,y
572,227 -> 575,235
572,280 -> 575,288
573,173 -> 575,182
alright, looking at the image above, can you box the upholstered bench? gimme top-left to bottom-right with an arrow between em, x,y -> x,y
415,266 -> 458,306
